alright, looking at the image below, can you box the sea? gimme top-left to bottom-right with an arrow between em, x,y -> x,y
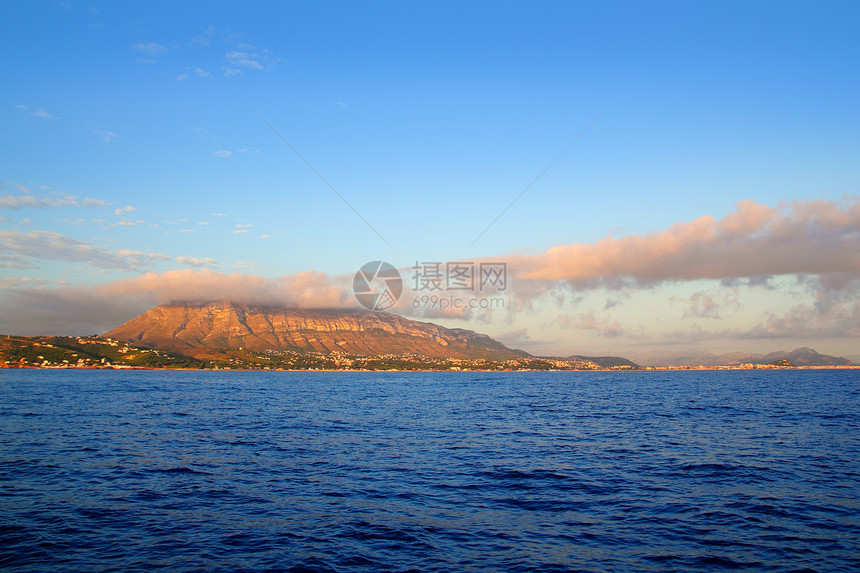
1,369 -> 858,572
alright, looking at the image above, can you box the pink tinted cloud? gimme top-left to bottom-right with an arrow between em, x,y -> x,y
515,198 -> 860,285
102,268 -> 353,308
556,311 -> 625,338
0,269 -> 355,335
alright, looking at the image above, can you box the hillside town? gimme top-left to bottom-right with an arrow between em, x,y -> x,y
2,334 -> 856,371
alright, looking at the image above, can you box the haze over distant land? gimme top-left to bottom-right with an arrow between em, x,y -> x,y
638,348 -> 854,368
98,302 -> 857,368
1,2 -> 858,359
3,301 -> 852,370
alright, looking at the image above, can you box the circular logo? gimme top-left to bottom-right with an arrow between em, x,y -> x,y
353,261 -> 403,311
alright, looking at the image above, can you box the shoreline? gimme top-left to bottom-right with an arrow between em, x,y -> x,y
2,364 -> 858,372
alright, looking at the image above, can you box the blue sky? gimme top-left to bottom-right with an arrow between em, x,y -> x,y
2,1 -> 859,362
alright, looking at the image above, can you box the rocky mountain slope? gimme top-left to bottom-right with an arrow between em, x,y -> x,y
104,301 -> 527,361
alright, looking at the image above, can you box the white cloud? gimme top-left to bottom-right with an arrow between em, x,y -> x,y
93,129 -> 120,142
233,229 -> 248,235
176,256 -> 219,268
194,67 -> 211,77
190,26 -> 216,48
226,51 -> 264,70
0,229 -> 168,271
0,276 -> 57,289
225,45 -> 279,72
232,261 -> 259,271
175,74 -> 188,81
133,42 -> 167,55
0,196 -> 47,209
0,181 -> 31,194
114,205 -> 137,216
671,288 -> 741,320
79,197 -> 107,208
0,192 -> 106,210
214,150 -> 232,158
555,311 -> 625,338
16,104 -> 54,119
116,249 -> 170,261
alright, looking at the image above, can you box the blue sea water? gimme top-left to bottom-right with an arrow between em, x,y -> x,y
0,369 -> 858,572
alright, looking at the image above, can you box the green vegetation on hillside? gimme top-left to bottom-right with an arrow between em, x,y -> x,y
0,335 -> 627,371
0,335 -> 204,369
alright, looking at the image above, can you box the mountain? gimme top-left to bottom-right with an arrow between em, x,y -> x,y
645,347 -> 854,367
103,301 -> 528,361
762,347 -> 854,367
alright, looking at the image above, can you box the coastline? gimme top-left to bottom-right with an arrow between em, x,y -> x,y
3,364 -> 858,372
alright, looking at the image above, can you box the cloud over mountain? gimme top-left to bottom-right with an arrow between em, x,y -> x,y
0,269 -> 354,335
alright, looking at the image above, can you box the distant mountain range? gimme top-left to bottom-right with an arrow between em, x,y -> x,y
104,301 -> 528,361
644,347 -> 854,367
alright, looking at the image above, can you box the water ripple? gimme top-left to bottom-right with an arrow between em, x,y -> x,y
0,368 -> 858,572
